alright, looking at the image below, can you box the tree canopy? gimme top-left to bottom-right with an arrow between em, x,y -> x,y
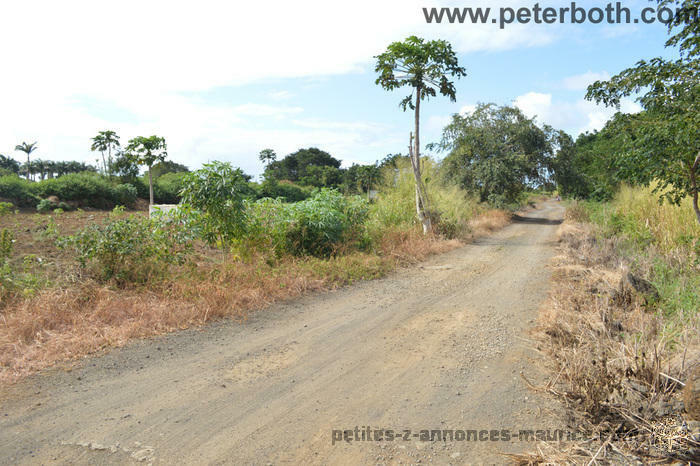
586,0 -> 700,223
264,147 -> 342,187
437,104 -> 555,207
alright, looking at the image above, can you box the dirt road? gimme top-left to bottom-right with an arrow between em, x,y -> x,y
0,202 -> 565,465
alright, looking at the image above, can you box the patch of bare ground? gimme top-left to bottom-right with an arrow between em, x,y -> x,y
513,219 -> 700,464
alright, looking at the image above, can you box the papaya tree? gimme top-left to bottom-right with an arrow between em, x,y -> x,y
375,36 -> 466,233
125,136 -> 168,205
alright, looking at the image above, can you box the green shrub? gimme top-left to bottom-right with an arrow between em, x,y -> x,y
0,201 -> 15,216
246,189 -> 369,257
31,173 -> 137,209
0,228 -> 13,262
36,199 -> 56,213
154,172 -> 186,204
180,162 -> 255,247
0,175 -> 39,207
61,208 -> 193,285
256,179 -> 311,202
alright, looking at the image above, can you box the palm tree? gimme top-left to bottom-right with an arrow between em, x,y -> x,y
14,142 -> 37,180
91,131 -> 120,177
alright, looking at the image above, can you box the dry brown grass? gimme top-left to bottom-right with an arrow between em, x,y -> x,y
515,220 -> 700,463
0,206 -> 485,384
468,209 -> 512,237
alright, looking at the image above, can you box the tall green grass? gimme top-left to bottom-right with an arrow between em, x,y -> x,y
581,185 -> 699,334
367,157 -> 481,238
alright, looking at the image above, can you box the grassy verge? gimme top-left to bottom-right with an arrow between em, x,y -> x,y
0,163 -> 513,384
518,185 -> 699,463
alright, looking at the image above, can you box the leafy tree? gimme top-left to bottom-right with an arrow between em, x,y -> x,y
437,104 -> 554,207
264,147 -> 342,187
586,0 -> 700,223
125,136 -> 168,204
91,131 -> 120,177
259,148 -> 277,166
112,150 -> 141,180
150,160 -> 189,179
375,36 -> 466,233
0,154 -> 20,174
180,161 -> 255,248
14,142 -> 37,180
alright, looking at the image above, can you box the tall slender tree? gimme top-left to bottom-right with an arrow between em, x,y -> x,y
91,130 -> 120,177
375,36 -> 466,233
14,142 -> 37,180
125,136 -> 168,204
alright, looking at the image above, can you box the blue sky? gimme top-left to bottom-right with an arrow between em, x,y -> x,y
0,0 -> 677,177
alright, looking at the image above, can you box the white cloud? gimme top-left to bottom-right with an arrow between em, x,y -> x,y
513,91 -> 642,135
513,92 -> 552,119
268,91 -> 295,101
0,0 -> 560,172
562,71 -> 611,91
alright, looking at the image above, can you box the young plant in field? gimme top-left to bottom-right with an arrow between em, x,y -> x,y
125,136 -> 168,205
179,161 -> 255,249
375,36 -> 466,233
61,207 -> 193,285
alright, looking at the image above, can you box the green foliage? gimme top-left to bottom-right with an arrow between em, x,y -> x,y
368,157 -> 479,237
0,154 -> 20,174
150,160 -> 189,179
437,103 -> 554,207
180,161 -> 255,247
125,135 -> 168,203
61,208 -> 193,284
259,148 -> 277,166
586,0 -> 700,223
91,130 -> 120,176
125,136 -> 168,168
0,201 -> 15,216
0,175 -> 39,207
256,178 -> 311,202
246,189 -> 369,257
264,147 -> 342,187
582,185 -> 699,330
30,173 -> 137,208
374,35 -> 467,110
36,199 -> 55,213
0,228 -> 13,262
154,172 -> 187,204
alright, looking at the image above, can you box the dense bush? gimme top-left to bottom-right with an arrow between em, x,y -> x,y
246,189 -> 369,256
180,162 -> 256,247
61,208 -> 193,284
256,179 -> 311,202
0,175 -> 39,207
154,172 -> 187,204
31,173 -> 137,208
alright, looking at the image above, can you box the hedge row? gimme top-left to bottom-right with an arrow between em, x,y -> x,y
0,173 -> 137,209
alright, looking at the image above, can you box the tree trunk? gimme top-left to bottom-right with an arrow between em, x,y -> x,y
101,151 -> 107,175
27,154 -> 30,181
148,165 -> 154,205
107,146 -> 113,178
692,152 -> 700,225
412,86 -> 431,234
